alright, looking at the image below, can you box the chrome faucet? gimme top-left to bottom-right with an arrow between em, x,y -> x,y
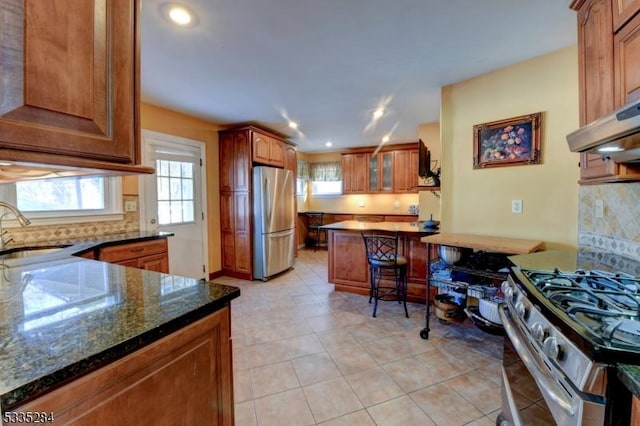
0,201 -> 31,250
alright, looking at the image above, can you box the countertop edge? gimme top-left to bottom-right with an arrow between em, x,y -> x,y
2,287 -> 240,410
618,364 -> 640,399
0,231 -> 175,260
319,220 -> 439,234
420,233 -> 543,254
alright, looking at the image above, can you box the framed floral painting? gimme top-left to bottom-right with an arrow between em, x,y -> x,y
473,112 -> 542,169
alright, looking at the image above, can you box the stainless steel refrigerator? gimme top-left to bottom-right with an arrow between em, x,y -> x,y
253,166 -> 295,280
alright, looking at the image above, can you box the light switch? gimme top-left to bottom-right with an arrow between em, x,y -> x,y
511,199 -> 523,214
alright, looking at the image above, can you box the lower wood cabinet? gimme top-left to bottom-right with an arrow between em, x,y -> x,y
632,394 -> 640,426
12,307 -> 234,425
326,229 -> 434,304
97,239 -> 169,273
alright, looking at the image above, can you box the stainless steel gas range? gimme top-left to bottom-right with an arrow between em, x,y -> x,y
498,250 -> 640,426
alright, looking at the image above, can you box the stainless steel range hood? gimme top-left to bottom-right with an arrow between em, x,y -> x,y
567,99 -> 640,163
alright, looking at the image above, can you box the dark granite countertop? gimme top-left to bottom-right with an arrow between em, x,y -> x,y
298,211 -> 419,216
618,364 -> 640,399
0,232 -> 240,410
508,248 -> 640,276
320,220 -> 439,234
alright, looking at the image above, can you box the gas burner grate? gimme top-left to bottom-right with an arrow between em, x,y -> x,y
523,268 -> 640,295
522,268 -> 640,349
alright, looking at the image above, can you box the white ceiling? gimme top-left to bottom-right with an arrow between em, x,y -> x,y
140,0 -> 577,153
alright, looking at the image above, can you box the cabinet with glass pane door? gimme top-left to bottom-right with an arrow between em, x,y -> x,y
369,152 -> 393,192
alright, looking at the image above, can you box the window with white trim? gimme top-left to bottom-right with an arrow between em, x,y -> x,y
309,161 -> 342,196
0,175 -> 123,225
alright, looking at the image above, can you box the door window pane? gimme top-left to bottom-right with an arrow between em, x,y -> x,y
158,201 -> 171,224
156,160 -> 195,225
182,201 -> 194,222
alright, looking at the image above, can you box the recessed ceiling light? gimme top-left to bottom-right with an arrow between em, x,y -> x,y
325,141 -> 333,147
382,135 -> 390,143
160,3 -> 197,27
373,108 -> 384,119
289,121 -> 298,129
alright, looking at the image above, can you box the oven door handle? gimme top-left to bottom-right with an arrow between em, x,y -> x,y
499,305 -> 576,418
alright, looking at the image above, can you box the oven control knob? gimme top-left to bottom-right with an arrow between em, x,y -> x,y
531,322 -> 547,342
543,337 -> 562,361
502,282 -> 514,300
515,301 -> 527,319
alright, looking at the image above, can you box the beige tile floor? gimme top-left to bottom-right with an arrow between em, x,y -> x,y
215,249 -> 504,426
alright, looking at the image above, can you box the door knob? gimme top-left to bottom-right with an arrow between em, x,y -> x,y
150,218 -> 156,224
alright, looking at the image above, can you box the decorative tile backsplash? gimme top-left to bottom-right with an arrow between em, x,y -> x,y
578,182 -> 640,261
3,195 -> 141,245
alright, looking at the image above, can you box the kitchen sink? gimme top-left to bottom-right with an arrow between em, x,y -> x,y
0,245 -> 71,263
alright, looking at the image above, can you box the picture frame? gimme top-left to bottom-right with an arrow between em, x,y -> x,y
473,112 -> 542,169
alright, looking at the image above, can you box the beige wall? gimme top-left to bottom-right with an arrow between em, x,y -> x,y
139,103 -> 223,273
440,46 -> 580,250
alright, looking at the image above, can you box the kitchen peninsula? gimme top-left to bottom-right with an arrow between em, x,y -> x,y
322,220 -> 438,303
0,234 -> 239,425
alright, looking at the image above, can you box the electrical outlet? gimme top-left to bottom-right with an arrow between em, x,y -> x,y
125,200 -> 137,212
511,199 -> 523,214
358,199 -> 365,208
595,199 -> 604,218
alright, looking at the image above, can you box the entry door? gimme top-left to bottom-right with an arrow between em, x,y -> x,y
141,130 -> 208,279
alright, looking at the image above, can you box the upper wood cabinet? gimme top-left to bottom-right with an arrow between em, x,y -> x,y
393,149 -> 419,192
571,0 -> 640,183
284,144 -> 297,173
342,153 -> 369,193
342,144 -> 420,193
284,144 -> 297,200
0,0 -> 153,175
613,0 -> 640,30
252,131 -> 285,167
614,11 -> 640,105
576,0 -> 615,126
219,131 -> 250,192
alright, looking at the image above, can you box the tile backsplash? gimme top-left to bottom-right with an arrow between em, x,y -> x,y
3,195 -> 141,245
578,182 -> 640,261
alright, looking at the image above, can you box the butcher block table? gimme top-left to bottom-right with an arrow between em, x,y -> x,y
419,233 -> 543,339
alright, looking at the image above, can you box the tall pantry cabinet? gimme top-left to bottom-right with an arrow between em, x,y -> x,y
219,125 -> 296,280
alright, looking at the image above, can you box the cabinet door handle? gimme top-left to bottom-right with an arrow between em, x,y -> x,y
130,248 -> 145,253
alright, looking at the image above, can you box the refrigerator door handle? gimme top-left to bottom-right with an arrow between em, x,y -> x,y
264,177 -> 271,225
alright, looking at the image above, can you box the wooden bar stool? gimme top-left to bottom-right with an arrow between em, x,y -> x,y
361,232 -> 409,318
